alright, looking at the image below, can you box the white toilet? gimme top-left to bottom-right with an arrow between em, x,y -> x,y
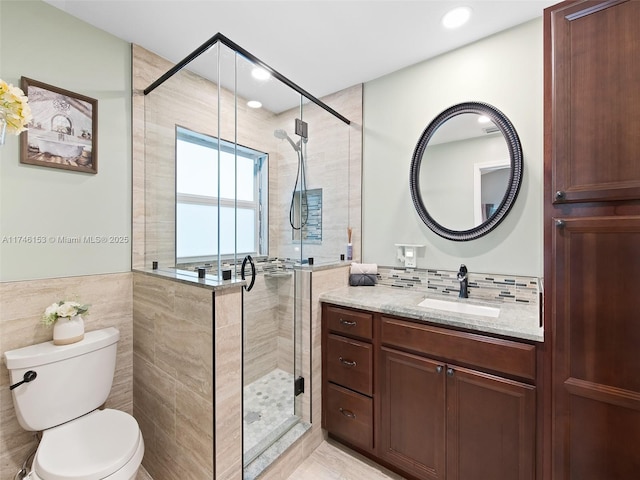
3,327 -> 144,480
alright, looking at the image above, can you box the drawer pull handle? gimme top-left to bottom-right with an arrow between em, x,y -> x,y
339,357 -> 357,367
436,365 -> 443,374
339,318 -> 357,327
339,408 -> 356,419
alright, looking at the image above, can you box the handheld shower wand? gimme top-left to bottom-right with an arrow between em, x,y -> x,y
274,128 -> 308,230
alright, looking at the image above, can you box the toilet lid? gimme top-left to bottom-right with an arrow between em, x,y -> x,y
35,409 -> 141,480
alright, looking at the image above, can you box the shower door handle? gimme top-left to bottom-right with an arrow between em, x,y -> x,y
241,255 -> 256,292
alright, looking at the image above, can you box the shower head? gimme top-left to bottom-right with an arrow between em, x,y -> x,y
274,129 -> 301,152
274,129 -> 288,140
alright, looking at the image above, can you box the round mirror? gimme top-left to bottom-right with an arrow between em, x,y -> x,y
410,102 -> 523,241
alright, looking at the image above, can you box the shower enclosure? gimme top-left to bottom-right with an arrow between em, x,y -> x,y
141,34 -> 352,478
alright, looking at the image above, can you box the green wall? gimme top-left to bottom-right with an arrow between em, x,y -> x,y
0,0 -> 131,281
363,18 -> 543,276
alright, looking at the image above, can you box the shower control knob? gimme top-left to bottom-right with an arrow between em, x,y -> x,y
9,370 -> 37,390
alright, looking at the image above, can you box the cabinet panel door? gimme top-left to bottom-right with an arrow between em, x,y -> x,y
552,216 -> 640,479
379,347 -> 446,480
549,0 -> 640,203
446,365 -> 535,480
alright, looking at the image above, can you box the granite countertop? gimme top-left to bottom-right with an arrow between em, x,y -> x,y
320,285 -> 544,342
133,267 -> 245,291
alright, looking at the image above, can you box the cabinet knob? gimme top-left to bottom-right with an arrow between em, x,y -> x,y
555,190 -> 566,201
555,219 -> 566,229
339,407 -> 356,419
339,357 -> 357,367
339,318 -> 357,327
436,365 -> 443,374
446,368 -> 454,377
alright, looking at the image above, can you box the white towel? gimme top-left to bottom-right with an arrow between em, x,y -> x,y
350,262 -> 378,275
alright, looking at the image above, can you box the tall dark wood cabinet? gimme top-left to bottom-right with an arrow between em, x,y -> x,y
544,1 -> 640,479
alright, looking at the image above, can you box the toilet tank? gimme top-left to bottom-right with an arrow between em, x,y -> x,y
3,327 -> 120,431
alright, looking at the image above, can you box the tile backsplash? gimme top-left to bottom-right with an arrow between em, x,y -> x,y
376,266 -> 540,305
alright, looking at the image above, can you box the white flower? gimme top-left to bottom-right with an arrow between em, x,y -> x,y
57,302 -> 80,318
41,300 -> 89,326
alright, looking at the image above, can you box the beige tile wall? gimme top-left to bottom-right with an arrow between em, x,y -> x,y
132,272 -> 221,479
0,273 -> 133,480
214,286 -> 243,480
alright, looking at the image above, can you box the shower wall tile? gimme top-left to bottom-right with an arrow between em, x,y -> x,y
0,273 -> 133,480
244,274 -> 281,384
132,272 -> 218,480
214,287 -> 243,480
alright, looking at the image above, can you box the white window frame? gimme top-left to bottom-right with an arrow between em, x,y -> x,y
175,126 -> 268,264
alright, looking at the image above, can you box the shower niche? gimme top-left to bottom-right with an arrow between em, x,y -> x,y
292,188 -> 323,243
138,34 -> 354,479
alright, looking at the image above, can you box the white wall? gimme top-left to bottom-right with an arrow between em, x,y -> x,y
363,18 -> 543,276
0,0 -> 131,281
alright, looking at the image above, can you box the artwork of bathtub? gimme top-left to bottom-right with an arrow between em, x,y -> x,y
36,138 -> 86,157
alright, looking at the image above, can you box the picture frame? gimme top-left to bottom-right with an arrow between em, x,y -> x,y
20,77 -> 98,174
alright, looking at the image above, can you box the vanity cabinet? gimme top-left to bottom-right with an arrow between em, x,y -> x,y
322,304 -> 537,480
379,316 -> 536,480
545,1 -> 640,478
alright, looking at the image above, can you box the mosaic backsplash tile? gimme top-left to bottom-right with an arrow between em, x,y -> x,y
376,266 -> 541,305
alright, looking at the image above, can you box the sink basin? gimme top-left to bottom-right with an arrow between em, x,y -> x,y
418,298 -> 500,318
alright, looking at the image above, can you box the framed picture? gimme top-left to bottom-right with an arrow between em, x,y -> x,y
20,77 -> 98,174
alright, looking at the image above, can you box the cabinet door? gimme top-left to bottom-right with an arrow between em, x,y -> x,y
552,216 -> 640,479
379,347 -> 446,480
548,0 -> 640,203
446,365 -> 535,480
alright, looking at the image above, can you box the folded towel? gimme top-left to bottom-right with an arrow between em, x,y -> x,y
349,273 -> 377,286
350,262 -> 378,275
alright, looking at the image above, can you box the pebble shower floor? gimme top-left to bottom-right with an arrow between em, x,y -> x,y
243,368 -> 299,465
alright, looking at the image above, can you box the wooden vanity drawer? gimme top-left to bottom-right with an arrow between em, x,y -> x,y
380,316 -> 536,381
325,383 -> 373,451
325,305 -> 373,340
327,334 -> 373,395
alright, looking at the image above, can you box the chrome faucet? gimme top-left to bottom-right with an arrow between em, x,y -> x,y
457,264 -> 468,298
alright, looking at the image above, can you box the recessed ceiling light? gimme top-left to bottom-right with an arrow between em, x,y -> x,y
251,67 -> 270,81
247,100 -> 262,109
442,6 -> 472,29
478,115 -> 491,124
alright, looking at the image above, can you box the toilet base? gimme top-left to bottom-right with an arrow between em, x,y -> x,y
28,431 -> 144,480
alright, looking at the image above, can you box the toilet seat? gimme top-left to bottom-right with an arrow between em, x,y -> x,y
33,409 -> 142,480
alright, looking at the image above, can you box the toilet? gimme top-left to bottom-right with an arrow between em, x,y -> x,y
3,327 -> 144,480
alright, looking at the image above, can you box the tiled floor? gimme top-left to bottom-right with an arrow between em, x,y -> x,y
287,439 -> 407,479
137,439 -> 402,479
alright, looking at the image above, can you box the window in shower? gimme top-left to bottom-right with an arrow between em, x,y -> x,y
175,126 -> 268,263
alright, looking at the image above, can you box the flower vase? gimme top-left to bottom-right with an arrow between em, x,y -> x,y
53,315 -> 85,345
0,110 -> 7,146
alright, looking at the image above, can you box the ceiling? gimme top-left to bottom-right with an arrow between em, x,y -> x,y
43,0 -> 556,114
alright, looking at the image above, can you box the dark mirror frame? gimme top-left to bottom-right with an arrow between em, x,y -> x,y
409,101 -> 523,241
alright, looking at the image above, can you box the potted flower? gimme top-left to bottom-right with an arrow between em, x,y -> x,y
42,300 -> 89,345
0,79 -> 32,146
